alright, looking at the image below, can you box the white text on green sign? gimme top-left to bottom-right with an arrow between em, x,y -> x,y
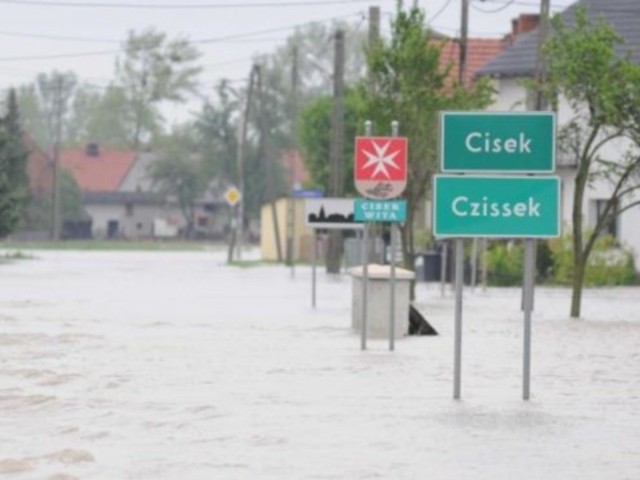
440,112 -> 556,173
433,175 -> 560,238
354,199 -> 407,223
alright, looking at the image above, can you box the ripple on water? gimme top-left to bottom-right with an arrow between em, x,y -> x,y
0,458 -> 34,474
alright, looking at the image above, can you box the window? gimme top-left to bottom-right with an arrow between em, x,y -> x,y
592,199 -> 618,239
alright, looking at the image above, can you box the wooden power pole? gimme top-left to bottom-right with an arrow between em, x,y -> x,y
459,0 -> 469,85
256,64 -> 283,262
326,29 -> 346,274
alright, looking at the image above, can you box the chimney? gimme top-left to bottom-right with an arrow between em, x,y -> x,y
504,13 -> 540,47
86,142 -> 100,157
513,14 -> 540,36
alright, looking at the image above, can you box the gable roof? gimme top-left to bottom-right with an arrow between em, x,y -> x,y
437,37 -> 506,86
60,145 -> 137,192
477,0 -> 640,78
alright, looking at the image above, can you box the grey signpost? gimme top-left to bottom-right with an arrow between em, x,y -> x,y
361,121 -> 372,351
389,120 -> 399,351
304,197 -> 362,308
436,111 -> 559,400
311,229 -> 317,308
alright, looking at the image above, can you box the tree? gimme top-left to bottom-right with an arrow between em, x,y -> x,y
66,84 -> 130,148
148,127 -> 212,238
363,2 -> 492,295
116,28 -> 202,149
0,89 -> 28,237
540,8 -> 640,318
195,80 -> 240,184
299,88 -> 365,195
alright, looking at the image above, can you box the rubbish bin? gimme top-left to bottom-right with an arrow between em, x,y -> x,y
349,264 -> 415,339
414,250 -> 442,282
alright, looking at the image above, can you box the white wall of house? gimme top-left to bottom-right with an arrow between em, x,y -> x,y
487,77 -> 640,269
86,204 -> 183,239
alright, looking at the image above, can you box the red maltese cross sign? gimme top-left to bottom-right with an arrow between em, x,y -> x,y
354,136 -> 408,199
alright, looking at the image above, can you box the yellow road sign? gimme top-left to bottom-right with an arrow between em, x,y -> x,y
224,186 -> 241,206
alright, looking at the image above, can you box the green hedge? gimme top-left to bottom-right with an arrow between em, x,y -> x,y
484,235 -> 638,287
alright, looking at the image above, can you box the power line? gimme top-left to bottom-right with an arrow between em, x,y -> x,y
428,0 -> 454,23
0,50 -> 118,61
471,0 -> 517,14
0,12 -> 361,62
0,29 -> 120,43
193,11 -> 362,44
0,0 -> 387,9
478,0 -> 570,8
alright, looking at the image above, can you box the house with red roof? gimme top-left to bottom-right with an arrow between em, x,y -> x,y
434,13 -> 540,87
59,143 -> 227,240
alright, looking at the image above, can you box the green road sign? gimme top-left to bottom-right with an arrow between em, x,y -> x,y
433,175 -> 560,238
354,199 -> 407,223
441,112 -> 556,173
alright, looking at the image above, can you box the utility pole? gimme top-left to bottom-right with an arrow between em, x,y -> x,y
256,64 -> 283,262
51,76 -> 64,241
233,65 -> 257,261
459,0 -> 470,85
285,43 -> 299,268
535,0 -> 551,110
326,29 -> 345,274
368,6 -> 380,94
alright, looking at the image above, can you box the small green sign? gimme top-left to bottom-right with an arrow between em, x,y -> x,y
441,112 -> 555,173
354,199 -> 407,223
433,175 -> 560,238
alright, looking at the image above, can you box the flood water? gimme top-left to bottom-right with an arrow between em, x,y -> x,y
1,249 -> 639,479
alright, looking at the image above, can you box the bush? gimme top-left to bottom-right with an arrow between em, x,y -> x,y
548,235 -> 638,286
485,241 -> 524,286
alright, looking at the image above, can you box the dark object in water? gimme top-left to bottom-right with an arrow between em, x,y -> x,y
408,304 -> 438,336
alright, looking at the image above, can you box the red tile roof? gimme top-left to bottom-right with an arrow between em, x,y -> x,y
60,146 -> 137,192
436,37 -> 507,86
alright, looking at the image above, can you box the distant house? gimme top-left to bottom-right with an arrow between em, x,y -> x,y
475,0 -> 640,269
59,143 -> 228,240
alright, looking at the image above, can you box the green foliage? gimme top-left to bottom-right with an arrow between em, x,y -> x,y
363,2 -> 493,272
0,89 -> 28,238
67,85 -> 131,148
299,88 -> 365,195
116,28 -> 202,148
539,6 -> 640,316
149,127 -> 212,237
485,242 -> 524,286
195,80 -> 239,184
549,235 -> 638,286
21,170 -> 86,232
544,8 -> 636,124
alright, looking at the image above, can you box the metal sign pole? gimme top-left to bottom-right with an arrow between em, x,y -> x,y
360,120 -> 373,351
481,238 -> 488,292
523,238 -> 535,400
361,224 -> 369,350
440,240 -> 447,297
453,238 -> 464,399
311,229 -> 317,308
389,120 -> 399,351
389,223 -> 396,351
471,238 -> 478,290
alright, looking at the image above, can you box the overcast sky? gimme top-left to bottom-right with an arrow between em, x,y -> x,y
0,0 -> 574,121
